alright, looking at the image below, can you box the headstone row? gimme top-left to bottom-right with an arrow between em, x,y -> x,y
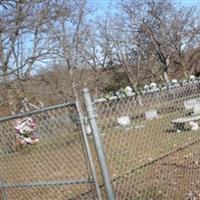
95,75 -> 200,103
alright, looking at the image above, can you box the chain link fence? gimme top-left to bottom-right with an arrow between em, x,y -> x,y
2,82 -> 200,200
94,82 -> 200,200
0,102 -> 98,200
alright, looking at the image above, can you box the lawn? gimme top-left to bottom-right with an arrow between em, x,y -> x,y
96,94 -> 200,199
0,108 -> 97,200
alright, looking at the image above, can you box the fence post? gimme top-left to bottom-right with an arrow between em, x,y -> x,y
83,88 -> 115,200
75,101 -> 102,200
0,189 -> 7,200
0,178 -> 8,200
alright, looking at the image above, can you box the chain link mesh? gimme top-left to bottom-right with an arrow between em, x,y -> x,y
95,82 -> 200,200
0,103 -> 96,200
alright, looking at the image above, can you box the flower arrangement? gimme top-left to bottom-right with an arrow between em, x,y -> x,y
15,117 -> 39,145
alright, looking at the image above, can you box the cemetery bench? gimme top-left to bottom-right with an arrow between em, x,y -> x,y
171,115 -> 200,132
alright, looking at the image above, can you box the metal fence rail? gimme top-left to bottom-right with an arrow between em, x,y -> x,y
0,102 -> 98,200
93,82 -> 200,200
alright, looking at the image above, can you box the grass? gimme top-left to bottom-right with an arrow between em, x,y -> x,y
0,127 -> 96,200
1,96 -> 200,199
97,102 -> 200,200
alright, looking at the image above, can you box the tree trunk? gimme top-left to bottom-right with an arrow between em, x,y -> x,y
163,70 -> 170,83
133,84 -> 143,106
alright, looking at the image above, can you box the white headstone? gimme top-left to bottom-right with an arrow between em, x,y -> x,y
193,104 -> 200,115
145,110 -> 159,120
117,116 -> 131,126
189,121 -> 199,131
184,98 -> 200,110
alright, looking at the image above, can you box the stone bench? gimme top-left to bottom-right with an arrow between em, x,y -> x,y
171,115 -> 200,132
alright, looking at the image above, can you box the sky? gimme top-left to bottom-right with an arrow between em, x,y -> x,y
87,0 -> 200,19
179,0 -> 200,5
178,0 -> 200,7
88,0 -> 200,10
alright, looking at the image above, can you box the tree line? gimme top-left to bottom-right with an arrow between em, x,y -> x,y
0,0 -> 200,109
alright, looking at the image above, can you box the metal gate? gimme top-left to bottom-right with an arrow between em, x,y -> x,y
0,102 -> 102,200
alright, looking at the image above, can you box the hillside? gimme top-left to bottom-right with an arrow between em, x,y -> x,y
1,62 -> 200,117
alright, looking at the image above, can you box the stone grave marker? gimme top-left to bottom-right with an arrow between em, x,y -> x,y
189,121 -> 199,131
145,110 -> 159,120
193,104 -> 200,115
184,98 -> 200,110
117,116 -> 131,126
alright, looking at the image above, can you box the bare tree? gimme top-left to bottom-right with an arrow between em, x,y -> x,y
46,0 -> 92,99
0,0 -> 63,112
111,0 -> 200,83
169,6 -> 200,77
0,1 -> 60,82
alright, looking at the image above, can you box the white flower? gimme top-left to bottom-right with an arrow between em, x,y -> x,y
144,85 -> 149,90
24,138 -> 33,144
150,82 -> 157,88
189,75 -> 195,81
15,117 -> 38,145
124,86 -> 133,96
171,79 -> 178,84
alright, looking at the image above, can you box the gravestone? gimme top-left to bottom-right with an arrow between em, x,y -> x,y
145,110 -> 159,120
189,121 -> 199,131
184,98 -> 200,110
193,104 -> 200,115
117,116 -> 131,126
